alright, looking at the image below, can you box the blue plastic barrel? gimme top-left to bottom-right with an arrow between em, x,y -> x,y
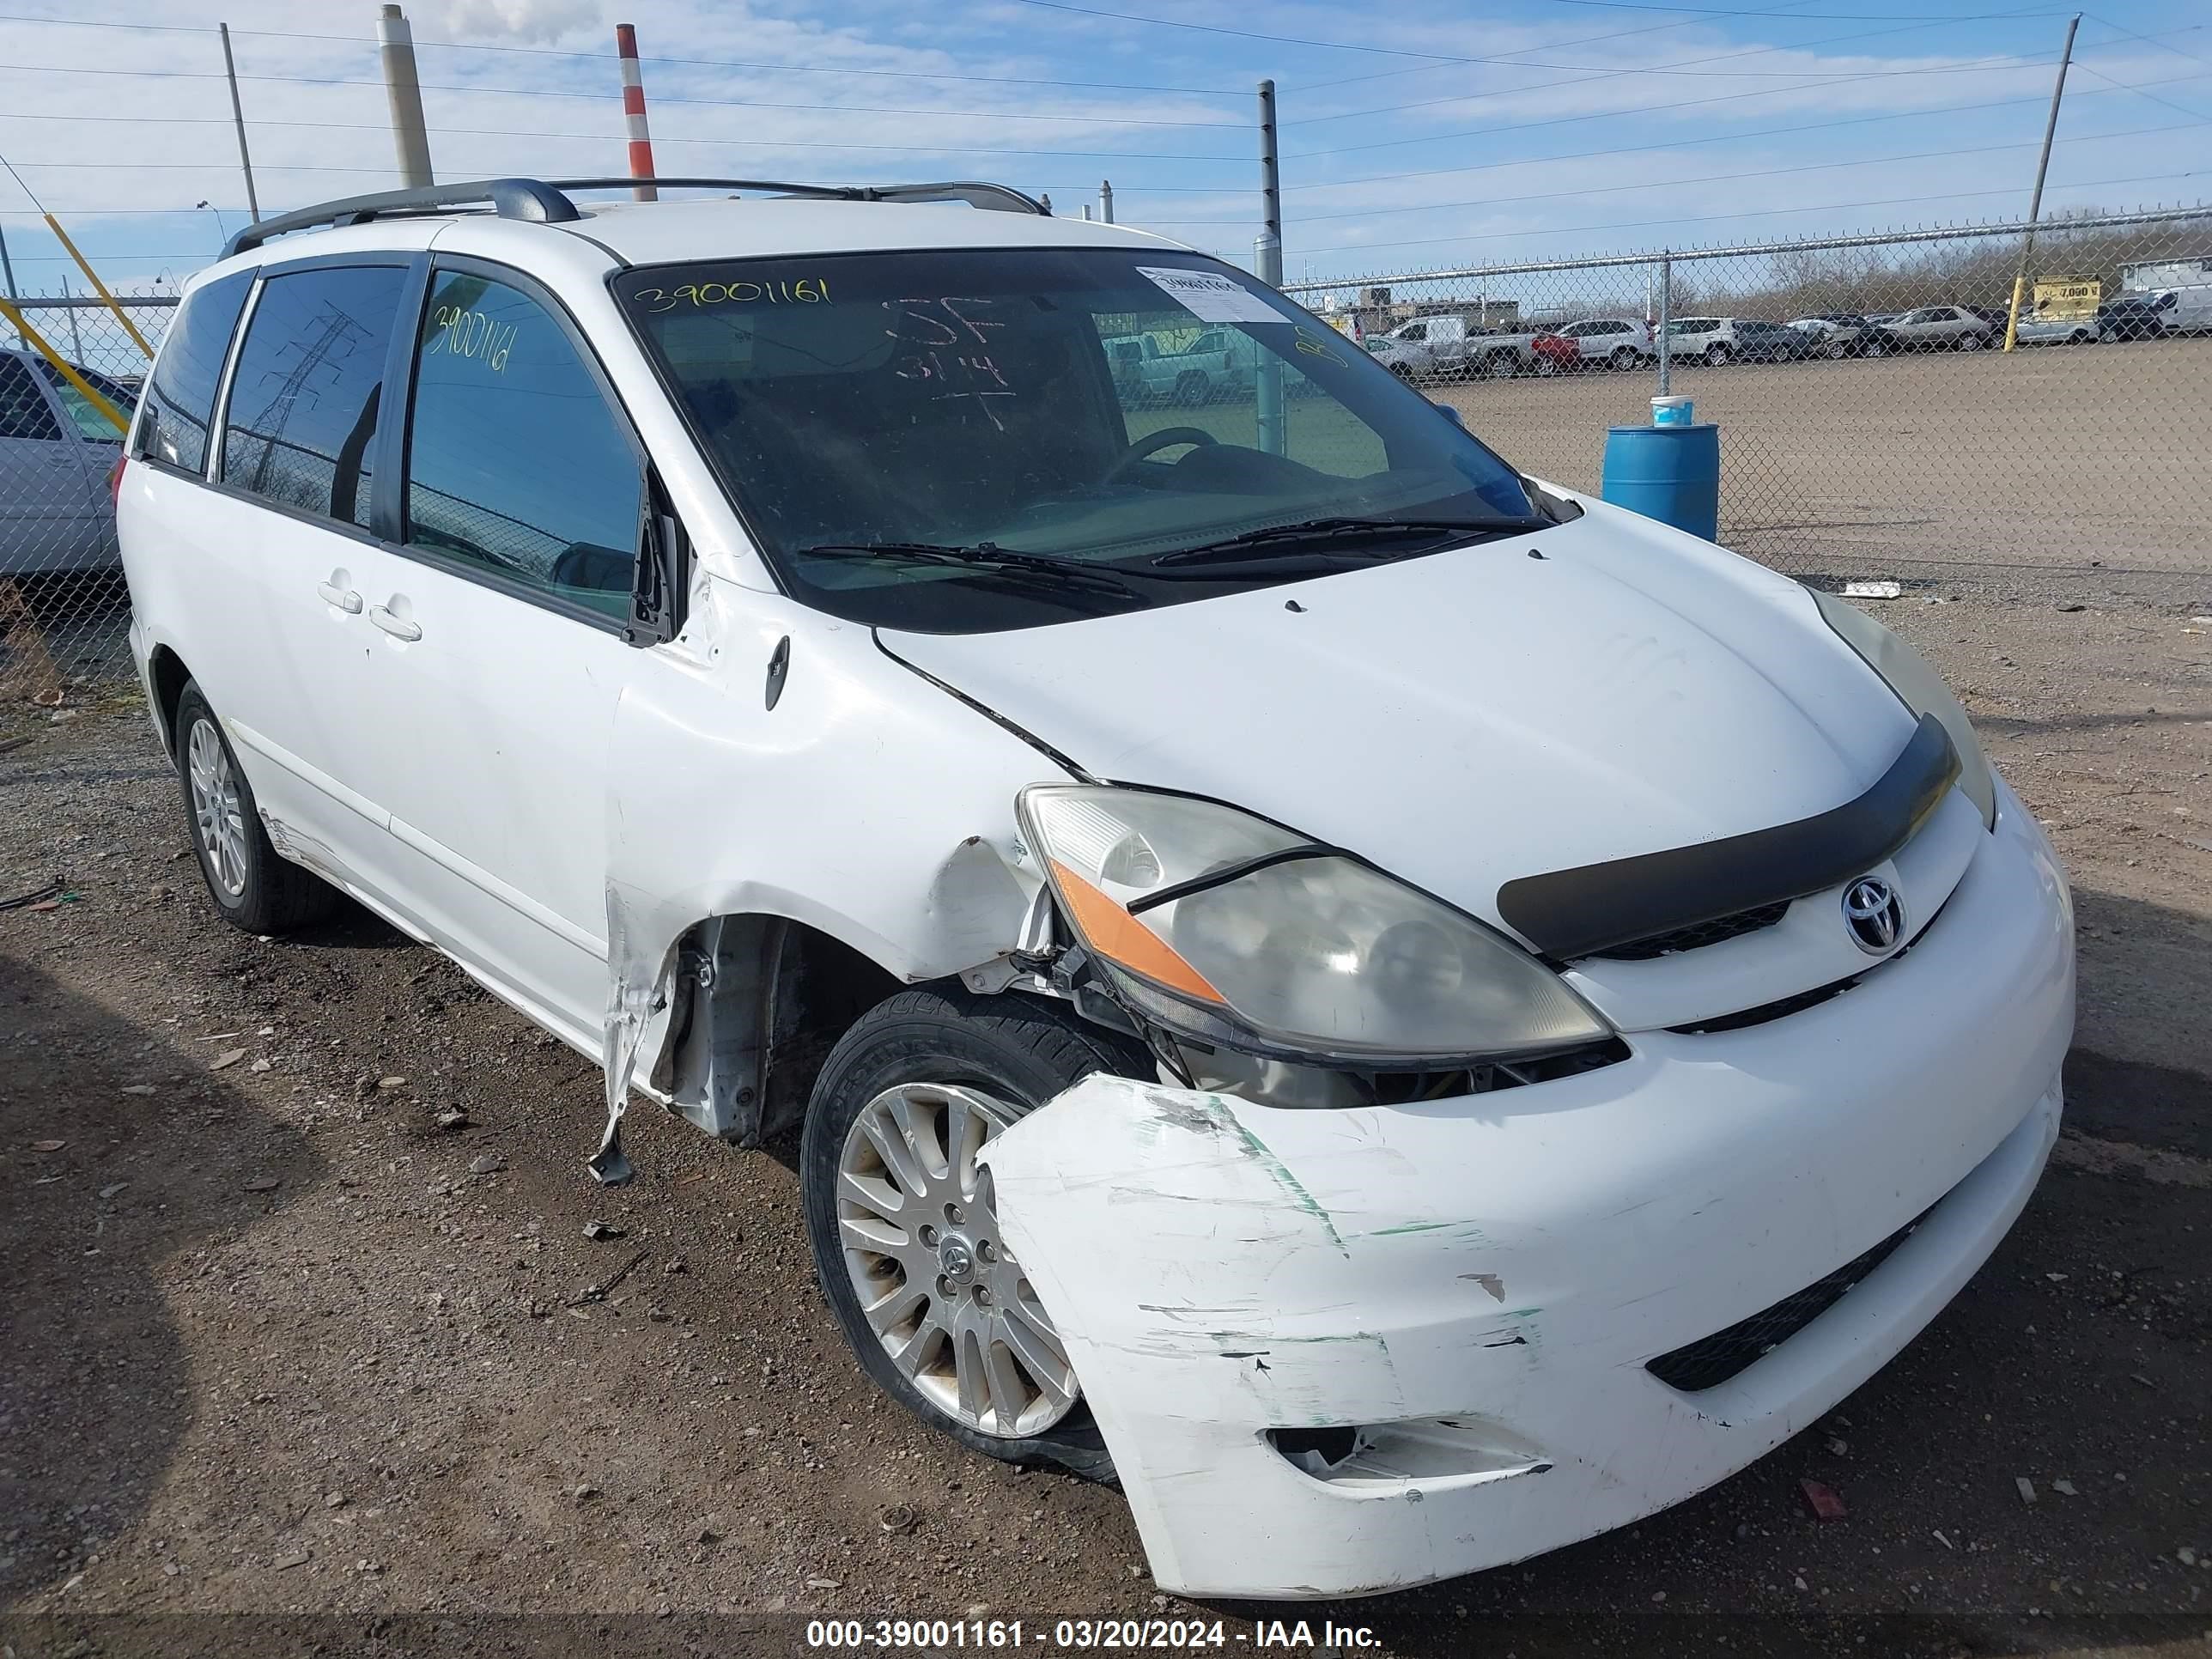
1601,422 -> 1720,542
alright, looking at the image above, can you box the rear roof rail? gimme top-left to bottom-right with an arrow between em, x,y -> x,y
222,175 -> 1050,258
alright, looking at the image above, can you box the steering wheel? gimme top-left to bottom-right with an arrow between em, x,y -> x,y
1107,425 -> 1218,482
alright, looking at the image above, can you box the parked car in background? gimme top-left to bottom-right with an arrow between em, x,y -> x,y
1529,330 -> 1583,375
2099,286 -> 2212,339
1460,325 -> 1551,378
1882,306 -> 1997,351
1103,327 -> 1259,405
1,347 -> 138,575
2014,311 -> 2098,346
1788,313 -> 1886,358
1667,317 -> 1814,365
1369,314 -> 1480,380
1552,317 -> 1655,370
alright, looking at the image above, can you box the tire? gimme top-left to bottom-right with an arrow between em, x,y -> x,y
1959,331 -> 1984,351
1608,346 -> 1638,371
1480,350 -> 1516,379
173,681 -> 341,934
1174,370 -> 1209,405
1703,343 -> 1731,367
1862,334 -> 1889,359
1826,339 -> 1850,360
801,985 -> 1155,1480
1534,355 -> 1562,377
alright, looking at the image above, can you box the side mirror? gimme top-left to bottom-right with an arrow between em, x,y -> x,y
626,475 -> 689,647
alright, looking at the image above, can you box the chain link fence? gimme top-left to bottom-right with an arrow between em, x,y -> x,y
1282,205 -> 2212,607
0,295 -> 173,706
3,209 -> 2209,714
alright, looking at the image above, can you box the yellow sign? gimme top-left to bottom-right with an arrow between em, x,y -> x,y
2033,276 -> 2101,319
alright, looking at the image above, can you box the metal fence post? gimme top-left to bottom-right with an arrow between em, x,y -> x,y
1255,79 -> 1285,457
1656,252 -> 1673,398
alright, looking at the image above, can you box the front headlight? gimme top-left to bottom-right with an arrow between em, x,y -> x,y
1811,587 -> 1996,828
1017,785 -> 1611,1067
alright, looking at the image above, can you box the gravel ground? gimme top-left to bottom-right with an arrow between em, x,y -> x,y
1,593 -> 2208,1659
1430,340 -> 2212,603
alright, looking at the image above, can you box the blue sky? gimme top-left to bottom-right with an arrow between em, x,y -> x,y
0,0 -> 2206,299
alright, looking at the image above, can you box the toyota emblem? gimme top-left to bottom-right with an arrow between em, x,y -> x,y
1842,876 -> 1905,954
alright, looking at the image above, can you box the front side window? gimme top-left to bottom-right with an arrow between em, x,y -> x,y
222,264 -> 404,529
404,270 -> 641,620
1398,323 -> 1426,341
137,269 -> 252,473
616,248 -> 1536,634
0,356 -> 62,442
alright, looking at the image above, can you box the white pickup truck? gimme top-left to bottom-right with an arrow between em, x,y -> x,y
1102,328 -> 1260,405
1370,315 -> 1544,380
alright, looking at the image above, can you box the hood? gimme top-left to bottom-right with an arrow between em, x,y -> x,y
879,501 -> 1917,937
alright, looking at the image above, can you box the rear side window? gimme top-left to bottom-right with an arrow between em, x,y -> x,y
222,264 -> 405,532
0,356 -> 62,441
34,360 -> 137,441
404,270 -> 641,619
137,270 -> 252,474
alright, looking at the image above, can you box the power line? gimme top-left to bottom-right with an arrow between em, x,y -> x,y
1287,0 -> 1844,96
0,112 -> 1248,167
1149,120 -> 2197,223
0,62 -> 1246,128
2072,60 -> 2212,123
1286,169 -> 2205,259
0,11 -> 1249,99
1279,68 -> 2210,195
1287,10 -> 2074,128
1282,28 -> 2196,161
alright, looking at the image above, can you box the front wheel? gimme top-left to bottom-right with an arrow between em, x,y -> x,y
1608,346 -> 1638,371
1959,331 -> 1984,351
173,681 -> 341,934
1703,343 -> 1731,367
1826,339 -> 1850,360
1174,370 -> 1209,405
802,986 -> 1154,1476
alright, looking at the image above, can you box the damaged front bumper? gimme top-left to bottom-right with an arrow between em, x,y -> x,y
981,781 -> 2073,1600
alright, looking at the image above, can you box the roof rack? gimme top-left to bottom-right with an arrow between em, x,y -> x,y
222,175 -> 1051,258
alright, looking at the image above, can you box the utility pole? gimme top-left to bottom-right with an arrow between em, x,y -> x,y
1098,179 -> 1114,224
1255,78 -> 1285,457
378,4 -> 434,188
219,23 -> 261,222
2004,13 -> 2080,352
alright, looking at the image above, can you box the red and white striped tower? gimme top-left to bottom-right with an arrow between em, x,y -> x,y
616,24 -> 657,202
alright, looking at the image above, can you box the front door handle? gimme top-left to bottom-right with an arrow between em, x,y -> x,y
317,580 -> 363,613
367,604 -> 422,642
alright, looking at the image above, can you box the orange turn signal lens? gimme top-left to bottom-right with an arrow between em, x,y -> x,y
1048,860 -> 1225,1006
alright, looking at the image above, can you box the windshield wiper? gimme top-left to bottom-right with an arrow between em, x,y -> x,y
794,541 -> 1144,599
1150,515 -> 1548,568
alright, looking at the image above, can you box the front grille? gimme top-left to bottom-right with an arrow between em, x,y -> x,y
1590,901 -> 1791,962
1645,1210 -> 1928,1392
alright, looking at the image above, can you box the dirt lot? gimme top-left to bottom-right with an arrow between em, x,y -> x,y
1,594 -> 2209,1659
1431,339 -> 2212,603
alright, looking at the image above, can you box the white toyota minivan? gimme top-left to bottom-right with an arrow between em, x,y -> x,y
119,177 -> 2074,1601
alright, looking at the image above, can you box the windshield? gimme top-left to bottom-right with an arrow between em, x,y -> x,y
614,247 -> 1537,632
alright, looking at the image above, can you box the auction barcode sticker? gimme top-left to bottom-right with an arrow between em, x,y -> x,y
1135,266 -> 1285,325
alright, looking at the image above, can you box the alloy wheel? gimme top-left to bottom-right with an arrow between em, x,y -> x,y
835,1081 -> 1080,1439
186,717 -> 248,898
